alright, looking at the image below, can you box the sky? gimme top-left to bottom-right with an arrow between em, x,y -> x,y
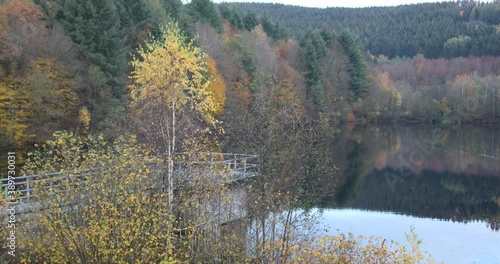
212,0 -> 477,8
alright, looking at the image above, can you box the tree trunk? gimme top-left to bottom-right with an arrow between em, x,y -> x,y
391,91 -> 394,115
493,86 -> 497,117
9,108 -> 15,144
167,98 -> 176,212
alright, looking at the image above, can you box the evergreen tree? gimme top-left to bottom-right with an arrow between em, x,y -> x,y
319,27 -> 335,48
477,2 -> 500,25
273,22 -> 288,40
231,2 -> 500,58
311,31 -> 327,59
300,34 -> 325,112
260,14 -> 275,37
228,6 -> 245,30
243,10 -> 259,31
115,0 -> 149,29
56,0 -> 126,97
161,0 -> 183,20
301,36 -> 320,87
260,14 -> 287,40
115,0 -> 150,50
218,3 -> 231,20
339,31 -> 368,100
187,0 -> 222,32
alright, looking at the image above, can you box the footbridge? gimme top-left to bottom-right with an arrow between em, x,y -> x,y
1,153 -> 260,217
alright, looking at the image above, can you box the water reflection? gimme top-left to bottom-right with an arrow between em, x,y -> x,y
320,209 -> 500,264
315,125 -> 500,263
321,125 -> 500,229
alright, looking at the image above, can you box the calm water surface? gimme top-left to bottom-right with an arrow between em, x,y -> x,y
2,125 -> 499,263
316,125 -> 500,264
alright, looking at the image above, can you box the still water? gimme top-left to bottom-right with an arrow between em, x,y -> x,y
317,125 -> 500,263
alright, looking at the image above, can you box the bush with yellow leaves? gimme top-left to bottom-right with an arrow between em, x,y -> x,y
285,228 -> 437,264
17,131 -> 175,263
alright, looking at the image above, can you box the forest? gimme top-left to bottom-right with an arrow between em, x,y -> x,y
0,0 -> 498,262
1,0 -> 499,149
232,1 -> 500,58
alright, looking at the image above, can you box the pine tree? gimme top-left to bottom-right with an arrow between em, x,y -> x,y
115,0 -> 150,53
56,0 -> 127,98
339,31 -> 368,100
227,7 -> 244,30
161,0 -> 183,20
260,14 -> 275,38
273,22 -> 288,40
300,34 -> 325,112
243,11 -> 259,31
188,0 -> 222,32
115,0 -> 149,29
260,14 -> 287,40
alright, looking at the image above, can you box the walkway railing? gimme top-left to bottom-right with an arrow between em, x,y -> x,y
1,153 -> 259,202
1,171 -> 92,202
175,152 -> 260,182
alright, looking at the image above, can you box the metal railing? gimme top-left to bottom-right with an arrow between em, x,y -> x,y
2,153 -> 260,203
2,170 -> 94,202
175,152 -> 260,181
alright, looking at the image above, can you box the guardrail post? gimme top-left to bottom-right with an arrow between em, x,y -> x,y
243,159 -> 247,178
210,153 -> 215,181
26,178 -> 30,202
66,174 -> 70,196
188,154 -> 191,174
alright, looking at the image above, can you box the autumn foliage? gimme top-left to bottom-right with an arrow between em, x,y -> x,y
205,55 -> 226,115
0,0 -> 498,263
18,132 -> 174,263
0,0 -> 82,145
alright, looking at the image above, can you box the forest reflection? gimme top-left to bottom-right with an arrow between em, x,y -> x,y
318,125 -> 500,231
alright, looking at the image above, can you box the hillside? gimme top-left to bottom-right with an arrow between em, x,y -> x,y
0,0 -> 499,261
227,1 -> 500,58
1,0 -> 499,151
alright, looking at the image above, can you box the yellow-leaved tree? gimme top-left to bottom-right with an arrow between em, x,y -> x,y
24,58 -> 79,141
0,81 -> 29,144
0,58 -> 79,145
205,55 -> 226,115
129,22 -> 218,210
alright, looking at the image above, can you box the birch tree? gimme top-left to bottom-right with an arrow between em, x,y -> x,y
129,22 -> 218,210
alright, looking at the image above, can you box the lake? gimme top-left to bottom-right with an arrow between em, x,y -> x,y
315,124 -> 500,264
2,124 -> 499,263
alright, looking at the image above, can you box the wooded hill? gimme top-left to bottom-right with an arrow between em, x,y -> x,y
227,1 -> 500,58
0,0 -> 499,151
1,1 -> 497,262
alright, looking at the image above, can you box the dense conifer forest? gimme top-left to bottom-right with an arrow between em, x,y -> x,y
230,1 -> 500,58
